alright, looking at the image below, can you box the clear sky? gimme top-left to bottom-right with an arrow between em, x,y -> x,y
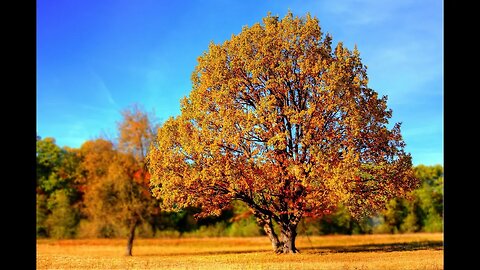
37,0 -> 443,166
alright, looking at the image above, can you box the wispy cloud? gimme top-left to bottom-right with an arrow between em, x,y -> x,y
90,70 -> 119,107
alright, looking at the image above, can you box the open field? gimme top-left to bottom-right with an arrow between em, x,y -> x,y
37,233 -> 443,269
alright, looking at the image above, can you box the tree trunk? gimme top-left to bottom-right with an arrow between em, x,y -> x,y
250,207 -> 300,253
125,220 -> 139,256
278,224 -> 298,254
254,213 -> 281,252
262,219 -> 281,251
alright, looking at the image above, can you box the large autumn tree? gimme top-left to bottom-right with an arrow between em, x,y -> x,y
147,12 -> 417,253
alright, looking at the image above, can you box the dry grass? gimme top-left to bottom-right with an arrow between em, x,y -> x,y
37,233 -> 443,269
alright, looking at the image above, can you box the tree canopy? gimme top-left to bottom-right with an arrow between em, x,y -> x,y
147,12 -> 418,253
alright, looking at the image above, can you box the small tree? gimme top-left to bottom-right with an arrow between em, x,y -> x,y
147,12 -> 417,253
116,104 -> 159,256
80,105 -> 159,256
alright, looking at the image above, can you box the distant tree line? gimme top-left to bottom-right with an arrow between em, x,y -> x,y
36,106 -> 443,241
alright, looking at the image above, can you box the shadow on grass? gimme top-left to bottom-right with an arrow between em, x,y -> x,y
302,240 -> 444,254
137,240 -> 443,257
137,249 -> 270,257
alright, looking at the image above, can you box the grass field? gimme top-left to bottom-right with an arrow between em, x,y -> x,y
37,233 -> 443,269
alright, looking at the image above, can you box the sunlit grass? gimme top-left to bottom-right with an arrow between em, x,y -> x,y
37,233 -> 443,269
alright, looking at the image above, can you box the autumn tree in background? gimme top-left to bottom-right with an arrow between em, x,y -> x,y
36,137 -> 82,238
147,12 -> 417,253
413,165 -> 443,232
79,105 -> 159,256
118,104 -> 157,163
78,139 -> 120,237
376,164 -> 443,233
116,105 -> 159,256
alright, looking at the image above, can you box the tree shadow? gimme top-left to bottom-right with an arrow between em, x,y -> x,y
137,240 -> 443,257
302,240 -> 444,254
137,249 -> 271,257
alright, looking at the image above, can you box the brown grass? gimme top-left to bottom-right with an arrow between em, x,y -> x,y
37,233 -> 443,269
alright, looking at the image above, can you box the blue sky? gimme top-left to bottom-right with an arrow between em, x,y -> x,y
37,0 -> 443,166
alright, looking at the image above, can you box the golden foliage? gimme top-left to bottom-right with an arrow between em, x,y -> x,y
147,12 -> 417,252
117,104 -> 157,163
